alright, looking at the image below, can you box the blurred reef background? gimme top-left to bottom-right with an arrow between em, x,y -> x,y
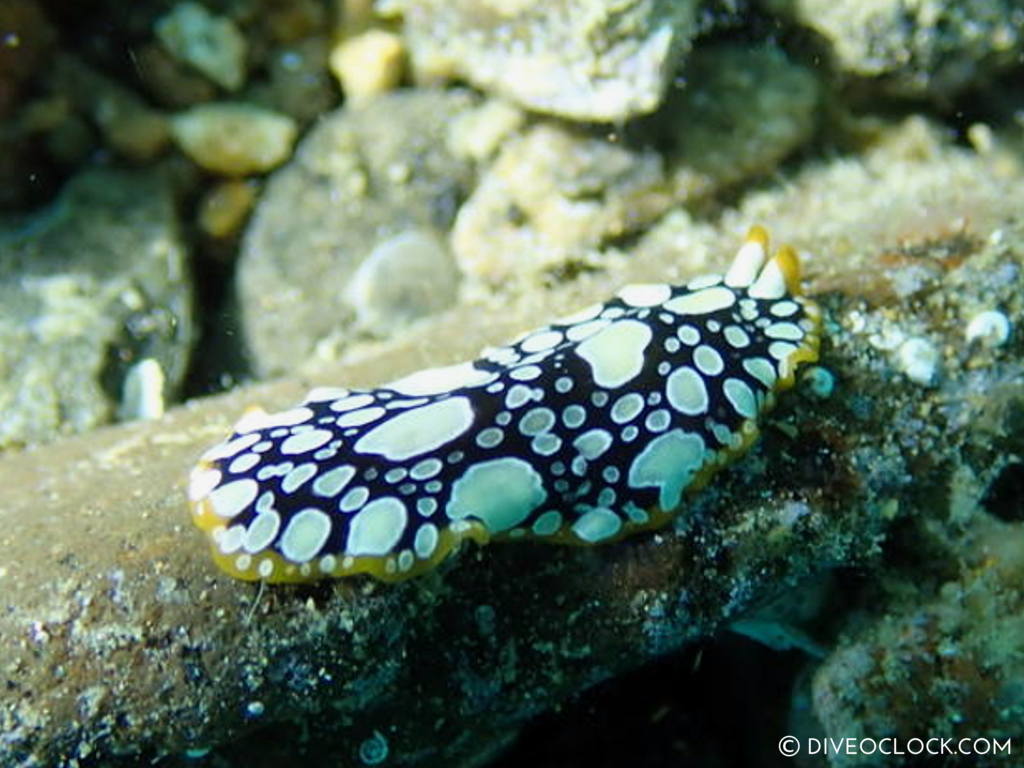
1,1 -> 1024,766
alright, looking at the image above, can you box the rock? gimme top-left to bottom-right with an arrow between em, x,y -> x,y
762,0 -> 1023,98
197,179 -> 258,239
134,42 -> 218,109
452,122 -> 673,287
260,37 -> 339,123
328,29 -> 406,102
155,1 -> 248,92
386,0 -> 700,121
447,98 -> 525,162
170,102 -> 298,176
237,89 -> 478,377
0,168 -> 194,448
662,43 -> 822,199
344,228 -> 461,335
812,512 -> 1024,767
49,54 -> 171,163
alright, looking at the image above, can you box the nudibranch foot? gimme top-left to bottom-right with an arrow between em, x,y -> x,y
189,227 -> 822,583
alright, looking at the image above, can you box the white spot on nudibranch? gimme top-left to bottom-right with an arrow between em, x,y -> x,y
571,507 -> 622,543
233,407 -> 313,434
244,510 -> 281,553
766,321 -> 804,341
565,318 -> 610,343
329,393 -> 374,412
628,429 -> 705,511
504,384 -> 533,409
617,283 -> 671,307
354,397 -> 475,461
228,452 -> 260,475
414,522 -> 439,558
339,486 -> 370,512
281,462 -> 318,493
336,406 -> 386,427
189,467 -> 222,501
388,361 -> 496,396
280,508 -> 332,563
574,319 -> 653,389
573,428 -> 613,460
532,510 -> 563,536
312,465 -> 357,497
410,457 -> 443,480
610,392 -> 644,424
664,286 -> 736,316
280,429 -> 333,456
723,325 -> 750,348
677,325 -> 700,345
208,479 -> 258,519
665,366 -> 708,415
693,345 -> 724,376
200,432 -> 261,463
304,386 -> 350,403
509,365 -> 543,381
519,329 -> 564,353
687,274 -> 723,290
743,357 -> 777,388
556,303 -> 602,326
347,497 -> 407,556
723,378 -> 758,419
475,427 -> 505,448
769,300 -> 800,317
519,407 -> 555,436
446,458 -> 546,533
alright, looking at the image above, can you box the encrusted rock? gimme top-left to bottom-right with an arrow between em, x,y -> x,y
762,0 -> 1024,97
155,1 -> 248,92
170,102 -> 298,176
385,0 -> 700,121
662,43 -> 821,199
0,168 -> 193,448
49,54 -> 170,162
237,89 -> 478,376
452,122 -> 673,287
197,179 -> 258,239
344,228 -> 460,335
328,29 -> 406,102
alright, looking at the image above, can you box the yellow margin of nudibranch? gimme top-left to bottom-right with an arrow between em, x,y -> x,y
192,484 -> 493,583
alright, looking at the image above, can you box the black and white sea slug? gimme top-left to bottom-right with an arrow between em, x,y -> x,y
189,227 -> 822,583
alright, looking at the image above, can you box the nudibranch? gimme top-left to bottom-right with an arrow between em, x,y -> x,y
189,227 -> 821,583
